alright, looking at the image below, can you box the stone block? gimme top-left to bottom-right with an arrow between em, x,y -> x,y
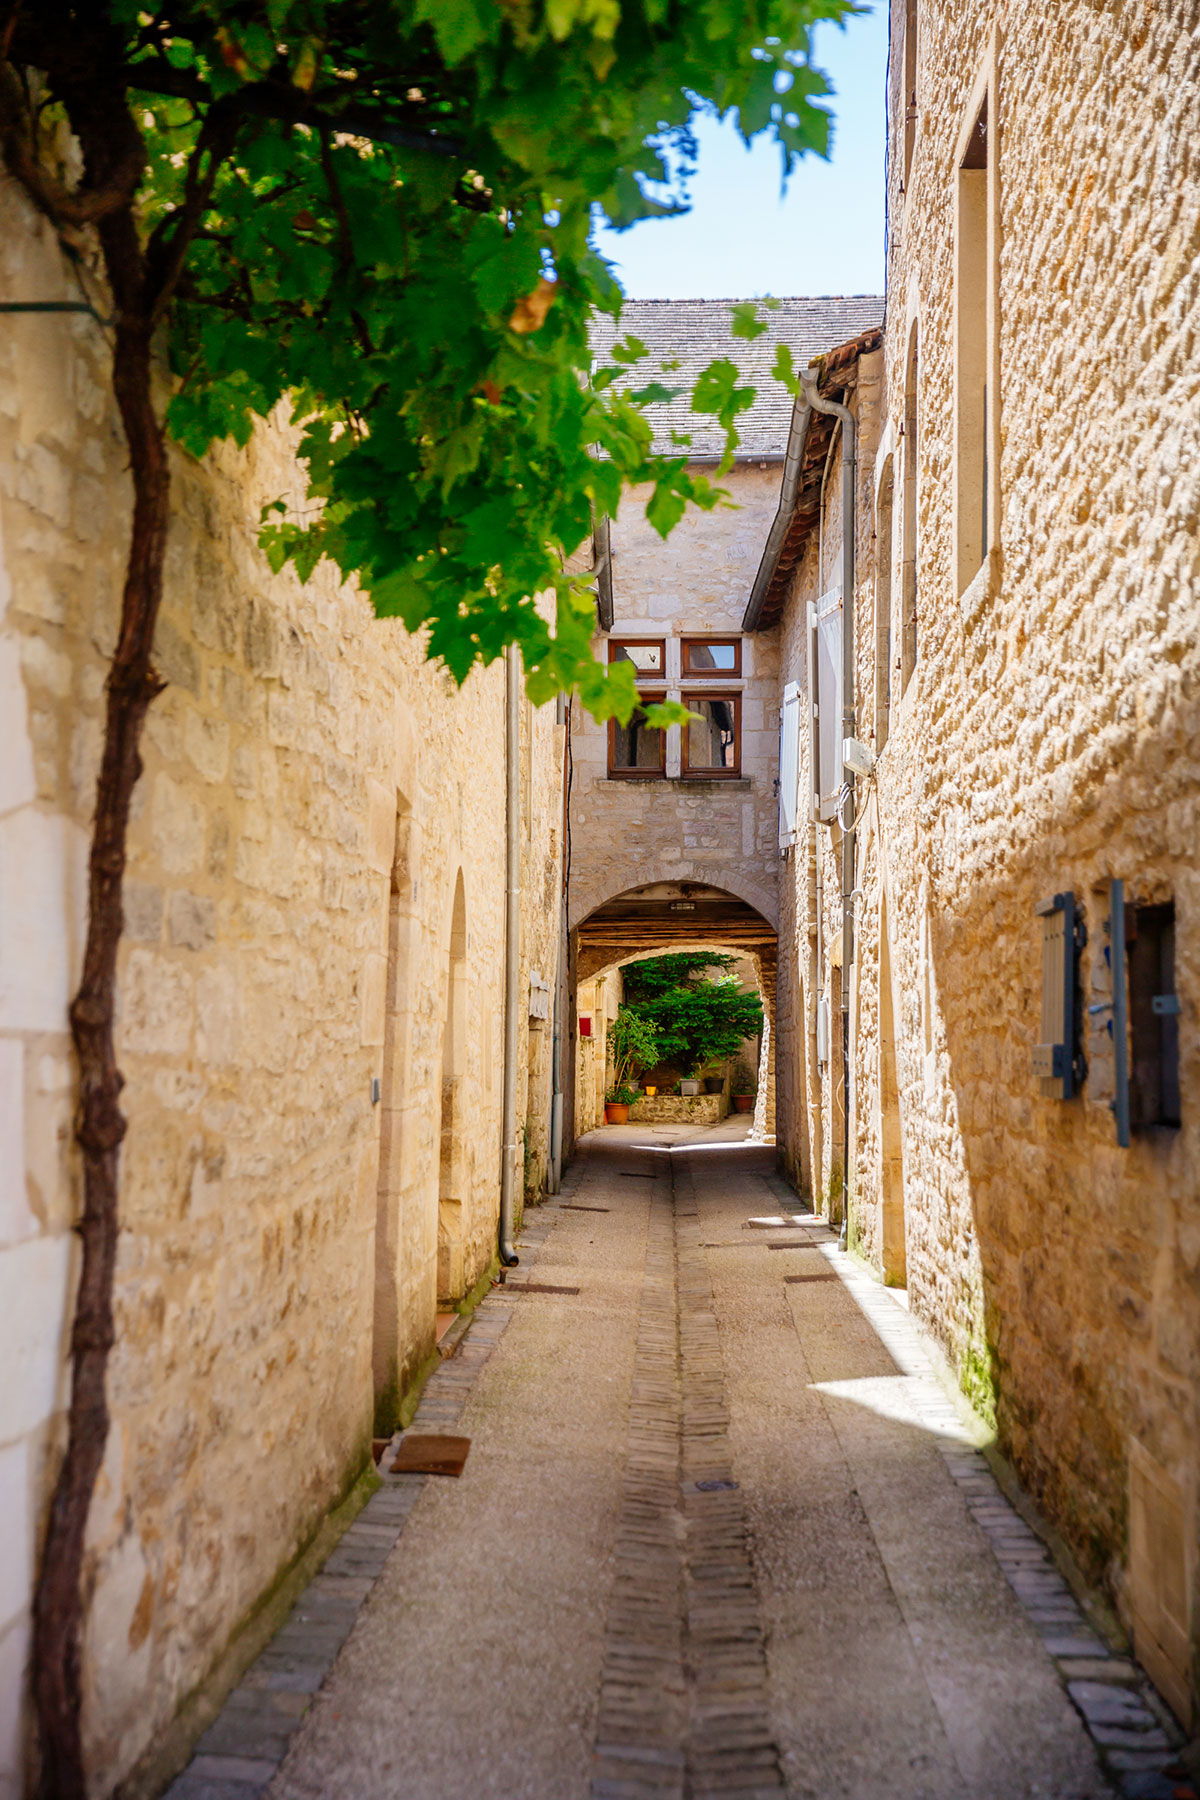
0,1039 -> 34,1247
120,949 -> 194,1058
151,773 -> 207,876
0,1615 -> 29,1789
0,807 -> 87,1033
0,1232 -> 71,1441
0,1440 -> 29,1632
169,892 -> 218,952
0,633 -> 35,815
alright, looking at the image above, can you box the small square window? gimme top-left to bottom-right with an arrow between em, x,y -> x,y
681,637 -> 741,677
608,698 -> 666,779
609,639 -> 666,679
682,691 -> 740,777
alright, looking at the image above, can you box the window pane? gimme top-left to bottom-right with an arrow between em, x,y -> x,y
687,698 -> 737,770
685,640 -> 738,673
612,707 -> 663,771
611,641 -> 664,676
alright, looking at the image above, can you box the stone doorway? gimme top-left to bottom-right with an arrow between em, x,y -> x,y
438,872 -> 468,1302
878,888 -> 907,1287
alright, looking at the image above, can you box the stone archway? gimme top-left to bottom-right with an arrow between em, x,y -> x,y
568,880 -> 778,1146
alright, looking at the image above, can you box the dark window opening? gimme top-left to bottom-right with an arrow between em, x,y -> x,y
608,700 -> 665,779
682,692 -> 740,777
1128,901 -> 1180,1129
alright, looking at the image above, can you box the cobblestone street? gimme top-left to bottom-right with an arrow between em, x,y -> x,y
166,1131 -> 1181,1800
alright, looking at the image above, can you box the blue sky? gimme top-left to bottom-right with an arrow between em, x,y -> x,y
592,4 -> 888,300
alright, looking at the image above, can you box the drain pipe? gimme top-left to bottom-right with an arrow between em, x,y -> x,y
801,368 -> 856,1250
499,645 -> 522,1266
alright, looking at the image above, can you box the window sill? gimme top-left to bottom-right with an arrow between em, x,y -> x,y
605,776 -> 751,792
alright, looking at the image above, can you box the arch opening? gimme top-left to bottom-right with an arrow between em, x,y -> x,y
438,872 -> 468,1303
570,881 -> 778,1146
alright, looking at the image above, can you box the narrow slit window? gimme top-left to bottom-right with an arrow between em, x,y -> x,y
682,692 -> 740,777
902,0 -> 918,187
955,85 -> 995,595
900,324 -> 919,694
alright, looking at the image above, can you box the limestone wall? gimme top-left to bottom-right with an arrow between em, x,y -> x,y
780,0 -> 1200,1721
0,176 -> 562,1794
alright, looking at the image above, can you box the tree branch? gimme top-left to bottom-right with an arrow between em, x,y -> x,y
146,109 -> 239,322
122,61 -> 468,159
0,60 -> 143,229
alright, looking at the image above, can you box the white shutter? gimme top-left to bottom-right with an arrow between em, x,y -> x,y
778,681 -> 801,850
814,585 -> 843,823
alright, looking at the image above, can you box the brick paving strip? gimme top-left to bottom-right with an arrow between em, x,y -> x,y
590,1152 -> 784,1800
160,1204 -> 564,1800
800,1225 -> 1192,1800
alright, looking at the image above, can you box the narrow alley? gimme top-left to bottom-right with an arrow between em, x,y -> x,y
166,1131 -> 1137,1800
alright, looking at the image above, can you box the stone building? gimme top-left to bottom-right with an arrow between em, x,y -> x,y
567,298 -> 883,1149
759,0 -> 1200,1732
0,174 -> 565,1795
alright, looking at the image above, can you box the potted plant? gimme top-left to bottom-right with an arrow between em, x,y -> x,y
731,1058 -> 757,1113
604,1084 -> 638,1124
605,1007 -> 658,1126
702,1065 -> 726,1094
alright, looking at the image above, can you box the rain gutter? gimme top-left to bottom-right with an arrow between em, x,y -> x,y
741,388 -> 814,632
800,368 -> 856,1251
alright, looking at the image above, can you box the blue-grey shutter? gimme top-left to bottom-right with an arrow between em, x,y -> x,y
778,682 -> 801,850
1108,879 -> 1131,1146
1034,890 -> 1083,1100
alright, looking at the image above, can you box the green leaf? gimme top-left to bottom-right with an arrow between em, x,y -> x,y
730,301 -> 769,340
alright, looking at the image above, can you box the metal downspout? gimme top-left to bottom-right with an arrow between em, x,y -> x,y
499,645 -> 522,1266
801,370 -> 856,1250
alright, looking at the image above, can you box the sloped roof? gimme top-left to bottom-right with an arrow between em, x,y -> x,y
590,295 -> 884,459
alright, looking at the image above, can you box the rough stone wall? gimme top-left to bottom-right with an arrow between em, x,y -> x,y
0,178 -> 561,1795
567,466 -> 781,934
845,0 -> 1200,1716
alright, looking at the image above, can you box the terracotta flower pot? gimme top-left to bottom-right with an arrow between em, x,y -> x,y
605,1102 -> 630,1124
732,1094 -> 755,1113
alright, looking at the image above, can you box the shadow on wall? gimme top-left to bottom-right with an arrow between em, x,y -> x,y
906,817 -> 1195,1726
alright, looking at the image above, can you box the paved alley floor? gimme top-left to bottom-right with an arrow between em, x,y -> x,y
169,1134 -> 1185,1800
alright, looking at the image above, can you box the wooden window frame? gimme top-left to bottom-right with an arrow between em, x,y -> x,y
607,691 -> 667,780
681,637 -> 742,678
608,637 -> 667,680
681,690 -> 741,779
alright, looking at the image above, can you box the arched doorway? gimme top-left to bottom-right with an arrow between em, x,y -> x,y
878,887 -> 908,1285
438,872 -> 468,1302
373,792 -> 416,1432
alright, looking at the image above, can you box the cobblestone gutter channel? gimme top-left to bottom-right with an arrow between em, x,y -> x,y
591,1148 -> 784,1800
